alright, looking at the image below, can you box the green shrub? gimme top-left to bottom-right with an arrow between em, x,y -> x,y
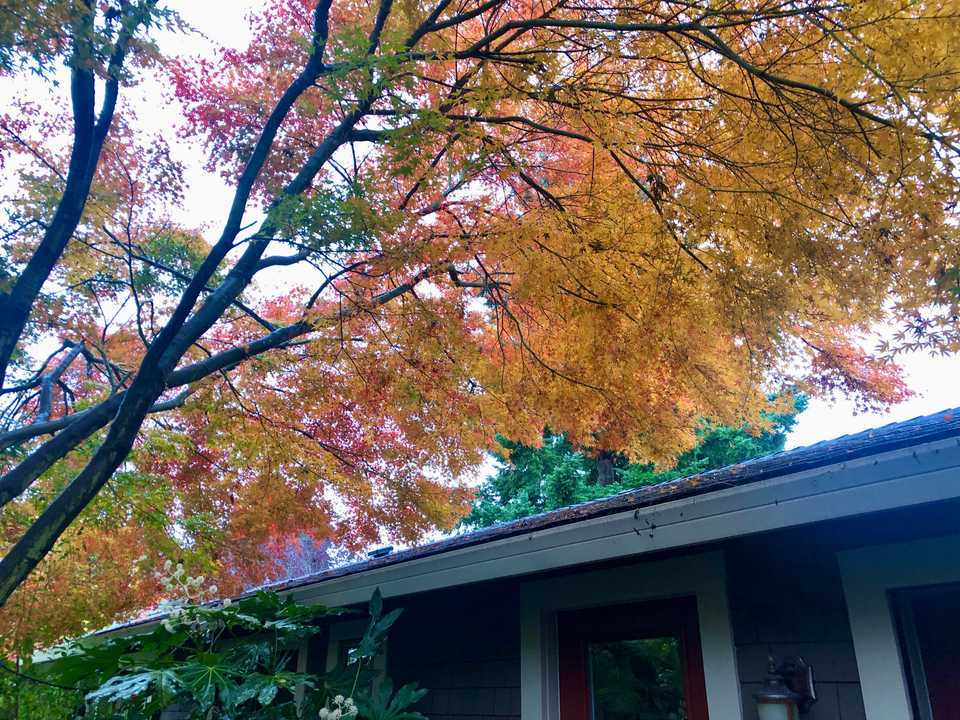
27,588 -> 424,720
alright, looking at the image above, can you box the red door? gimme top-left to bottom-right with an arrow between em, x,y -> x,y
558,596 -> 709,720
896,583 -> 960,720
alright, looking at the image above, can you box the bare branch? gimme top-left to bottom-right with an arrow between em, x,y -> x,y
36,342 -> 84,423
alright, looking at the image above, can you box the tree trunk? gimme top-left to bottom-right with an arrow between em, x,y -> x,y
596,451 -> 616,486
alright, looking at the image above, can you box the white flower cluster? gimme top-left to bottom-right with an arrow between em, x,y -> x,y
154,557 -> 228,632
160,606 -> 187,634
156,558 -> 219,603
319,694 -> 357,720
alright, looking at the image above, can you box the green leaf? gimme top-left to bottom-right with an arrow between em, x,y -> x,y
257,683 -> 279,706
348,615 -> 397,665
85,668 -> 182,715
177,652 -> 235,711
369,588 -> 384,621
85,671 -> 154,704
356,680 -> 428,720
39,589 -> 410,720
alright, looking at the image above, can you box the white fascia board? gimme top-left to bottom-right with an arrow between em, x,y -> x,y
291,437 -> 960,608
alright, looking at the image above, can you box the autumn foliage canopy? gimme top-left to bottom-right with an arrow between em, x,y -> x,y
1,0 -> 959,648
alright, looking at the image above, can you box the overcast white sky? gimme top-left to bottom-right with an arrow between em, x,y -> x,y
787,352 -> 960,447
12,0 -> 960,453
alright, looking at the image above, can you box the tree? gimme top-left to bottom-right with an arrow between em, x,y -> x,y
465,396 -> 806,527
1,0 -> 958,611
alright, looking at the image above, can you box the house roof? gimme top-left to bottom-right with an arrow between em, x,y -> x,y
263,406 -> 960,596
94,406 -> 960,638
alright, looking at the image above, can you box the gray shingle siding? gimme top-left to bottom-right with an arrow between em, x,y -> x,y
387,582 -> 522,720
725,498 -> 960,720
726,530 -> 865,720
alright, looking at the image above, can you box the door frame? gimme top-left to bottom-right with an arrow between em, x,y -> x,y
519,551 -> 742,720
557,595 -> 709,720
839,533 -> 960,720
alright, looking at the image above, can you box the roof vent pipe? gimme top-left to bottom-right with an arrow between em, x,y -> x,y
367,545 -> 393,559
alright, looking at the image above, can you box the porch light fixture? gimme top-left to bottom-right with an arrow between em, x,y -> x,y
754,655 -> 816,720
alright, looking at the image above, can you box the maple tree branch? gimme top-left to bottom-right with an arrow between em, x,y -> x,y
367,0 -> 394,54
0,1 -> 148,390
0,0 -> 346,608
46,1 -> 350,458
690,24 -> 958,153
0,385 -> 196,509
608,149 -> 711,272
0,0 -> 381,542
0,343 -> 72,398
162,111 -> 369,370
421,0 -> 503,33
447,264 -> 491,290
307,259 -> 375,307
0,90 -> 395,608
165,322 -> 313,388
447,261 -> 613,394
805,11 -> 951,158
98,226 -> 277,332
457,17 -> 704,57
434,12 -> 957,154
346,128 -> 387,142
0,122 -> 65,182
0,398 -> 123,502
1,385 -> 123,453
254,249 -> 312,271
0,263 -> 431,510
0,9 -> 96,390
36,342 -> 84,423
148,0 -> 338,359
499,291 -> 610,396
160,0 -> 416,370
405,0 -> 457,47
499,146 -> 567,212
443,113 -> 594,144
1,271 -> 430,440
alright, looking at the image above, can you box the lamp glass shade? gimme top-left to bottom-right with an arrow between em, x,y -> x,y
756,699 -> 798,720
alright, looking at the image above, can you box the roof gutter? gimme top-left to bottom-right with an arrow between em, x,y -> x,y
289,435 -> 960,607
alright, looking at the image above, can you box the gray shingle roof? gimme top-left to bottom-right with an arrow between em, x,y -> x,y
263,406 -> 960,595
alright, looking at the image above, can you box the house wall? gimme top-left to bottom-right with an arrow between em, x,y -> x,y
726,531 -> 865,720
387,581 -> 523,720
726,497 -> 960,720
317,498 -> 960,720
377,533 -> 864,720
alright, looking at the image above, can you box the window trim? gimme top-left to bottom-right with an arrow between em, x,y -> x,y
519,550 -> 742,720
838,533 -> 960,720
294,641 -> 309,709
557,596 -> 709,720
890,588 -> 935,720
295,618 -> 389,711
325,619 -> 386,673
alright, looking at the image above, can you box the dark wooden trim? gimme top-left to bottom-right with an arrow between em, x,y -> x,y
557,596 -> 709,720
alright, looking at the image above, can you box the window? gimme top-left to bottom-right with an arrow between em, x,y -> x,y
322,619 -> 387,673
891,582 -> 960,720
520,551 -> 742,720
295,618 -> 387,707
558,597 -> 709,720
839,533 -> 960,720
